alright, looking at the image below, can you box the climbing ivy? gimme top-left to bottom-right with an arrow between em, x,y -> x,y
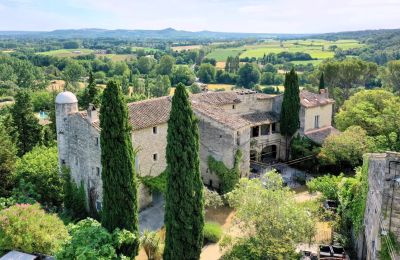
208,149 -> 242,194
139,170 -> 168,194
380,232 -> 400,260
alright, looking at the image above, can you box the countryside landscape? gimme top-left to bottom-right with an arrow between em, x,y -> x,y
0,1 -> 400,259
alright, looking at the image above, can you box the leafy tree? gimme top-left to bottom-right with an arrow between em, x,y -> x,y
0,124 -> 17,197
280,69 -> 300,160
225,56 -> 240,73
13,146 -> 63,208
189,83 -> 202,94
164,83 -> 204,260
151,75 -> 171,97
319,72 -> 325,90
138,56 -> 154,74
57,218 -> 136,260
204,188 -> 223,210
318,126 -> 375,167
307,174 -> 344,201
223,172 -> 314,258
100,80 -> 139,257
381,60 -> 400,94
62,60 -> 85,91
237,63 -> 261,88
216,70 -> 236,84
157,55 -> 175,75
11,90 -> 42,156
335,89 -> 400,151
197,63 -> 216,83
0,204 -> 69,255
172,65 -> 196,86
81,71 -> 100,108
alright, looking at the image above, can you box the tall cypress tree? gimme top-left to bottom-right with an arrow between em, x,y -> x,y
11,90 -> 42,156
82,71 -> 99,108
100,80 -> 139,256
164,83 -> 204,260
319,72 -> 325,90
280,68 -> 300,160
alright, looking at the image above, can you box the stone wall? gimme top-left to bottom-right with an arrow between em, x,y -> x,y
303,104 -> 333,132
363,152 -> 400,260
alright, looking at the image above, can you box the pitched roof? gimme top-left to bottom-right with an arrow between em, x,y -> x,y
78,111 -> 101,131
192,102 -> 250,130
241,112 -> 279,125
300,90 -> 335,108
304,126 -> 340,145
127,96 -> 172,130
191,91 -> 240,106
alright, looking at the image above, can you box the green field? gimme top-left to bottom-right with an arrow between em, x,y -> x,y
207,39 -> 364,62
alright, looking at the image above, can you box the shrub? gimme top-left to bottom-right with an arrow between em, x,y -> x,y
0,204 -> 69,255
62,169 -> 88,221
56,218 -> 137,260
203,222 -> 222,244
140,230 -> 163,260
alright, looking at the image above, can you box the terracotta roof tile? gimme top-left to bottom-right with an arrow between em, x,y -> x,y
127,96 -> 171,130
191,91 -> 241,105
300,90 -> 335,108
241,112 -> 279,125
304,126 -> 340,144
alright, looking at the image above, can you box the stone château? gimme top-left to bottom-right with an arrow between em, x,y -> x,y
55,88 -> 336,210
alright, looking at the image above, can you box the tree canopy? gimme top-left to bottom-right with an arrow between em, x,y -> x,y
236,63 -> 260,88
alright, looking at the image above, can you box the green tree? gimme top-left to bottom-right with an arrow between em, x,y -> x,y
56,218 -> 136,260
197,63 -> 216,83
318,126 -> 374,167
0,123 -> 17,197
81,71 -> 100,108
164,83 -> 204,260
280,69 -> 300,160
319,72 -> 325,90
223,172 -> 314,259
381,60 -> 400,94
335,89 -> 400,151
237,63 -> 260,88
172,65 -> 196,86
100,80 -> 139,257
11,90 -> 42,156
13,146 -> 63,208
157,55 -> 175,75
0,204 -> 69,255
62,60 -> 85,91
151,75 -> 171,97
138,56 -> 154,74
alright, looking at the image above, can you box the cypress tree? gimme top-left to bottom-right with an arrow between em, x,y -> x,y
11,90 -> 42,156
82,71 -> 99,108
319,72 -> 325,90
100,80 -> 139,256
164,83 -> 204,260
280,68 -> 300,160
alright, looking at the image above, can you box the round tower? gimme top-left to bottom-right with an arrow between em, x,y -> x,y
55,91 -> 78,168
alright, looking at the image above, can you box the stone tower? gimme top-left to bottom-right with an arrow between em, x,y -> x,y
55,91 -> 78,167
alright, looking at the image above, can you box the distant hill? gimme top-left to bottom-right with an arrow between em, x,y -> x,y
0,28 -> 309,40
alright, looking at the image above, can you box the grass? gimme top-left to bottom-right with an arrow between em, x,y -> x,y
207,39 -> 364,62
38,48 -> 93,57
207,84 -> 234,91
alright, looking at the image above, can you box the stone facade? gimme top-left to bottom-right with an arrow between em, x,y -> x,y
362,152 -> 400,260
56,88 -> 335,211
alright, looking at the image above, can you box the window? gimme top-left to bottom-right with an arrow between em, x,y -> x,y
95,137 -> 99,146
153,153 -> 158,161
153,126 -> 157,134
261,124 -> 270,135
96,201 -> 102,211
209,179 -> 213,187
236,131 -> 240,145
232,105 -> 235,109
96,167 -> 100,176
271,123 -> 276,133
314,115 -> 320,129
61,159 -> 66,165
251,126 -> 259,137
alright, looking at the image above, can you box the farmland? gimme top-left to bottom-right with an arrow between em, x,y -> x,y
38,48 -> 137,61
206,39 -> 364,62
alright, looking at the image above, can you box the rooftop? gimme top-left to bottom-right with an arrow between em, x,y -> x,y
300,90 -> 335,108
304,126 -> 340,144
55,91 -> 78,104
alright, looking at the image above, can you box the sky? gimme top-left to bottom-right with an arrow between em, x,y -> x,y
0,0 -> 399,33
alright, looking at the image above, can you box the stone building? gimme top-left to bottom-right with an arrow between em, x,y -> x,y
55,88 -> 335,210
360,152 -> 400,259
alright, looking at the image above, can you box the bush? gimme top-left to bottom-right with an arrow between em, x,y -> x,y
63,169 -> 88,221
0,204 -> 69,255
56,218 -> 137,259
203,222 -> 222,244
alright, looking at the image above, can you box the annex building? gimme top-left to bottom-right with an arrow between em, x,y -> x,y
55,88 -> 336,210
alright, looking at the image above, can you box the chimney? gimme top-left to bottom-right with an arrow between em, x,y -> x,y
319,88 -> 329,99
87,104 -> 98,123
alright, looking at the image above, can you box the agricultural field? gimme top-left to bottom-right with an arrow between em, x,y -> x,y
171,45 -> 202,52
207,39 -> 364,62
38,48 -> 138,61
207,84 -> 234,91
